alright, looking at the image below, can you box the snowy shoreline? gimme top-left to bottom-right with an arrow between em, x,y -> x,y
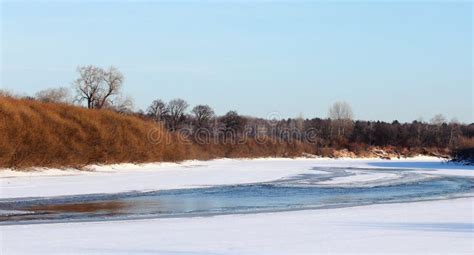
1,157 -> 473,254
1,157 -> 473,200
2,197 -> 473,254
0,155 -> 452,176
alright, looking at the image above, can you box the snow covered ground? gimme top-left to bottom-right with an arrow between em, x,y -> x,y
1,157 -> 473,254
2,157 -> 472,199
2,197 -> 472,255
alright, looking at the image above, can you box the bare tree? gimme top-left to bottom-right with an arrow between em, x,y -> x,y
328,101 -> 353,120
113,95 -> 134,113
167,98 -> 189,130
221,111 -> 247,133
96,66 -> 124,109
74,65 -> 104,109
73,65 -> 124,109
35,87 -> 71,103
328,101 -> 353,137
192,104 -> 215,128
430,114 -> 447,126
295,113 -> 304,132
0,89 -> 14,98
448,118 -> 462,148
449,117 -> 459,125
430,114 -> 447,146
147,99 -> 169,122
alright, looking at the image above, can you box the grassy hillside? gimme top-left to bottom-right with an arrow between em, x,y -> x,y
0,97 -> 315,169
1,96 -> 461,169
0,97 -> 197,168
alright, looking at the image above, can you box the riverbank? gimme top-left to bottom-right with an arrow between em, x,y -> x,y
1,196 -> 472,254
2,157 -> 472,200
1,158 -> 473,254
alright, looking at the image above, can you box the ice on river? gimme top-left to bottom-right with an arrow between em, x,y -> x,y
1,157 -> 473,254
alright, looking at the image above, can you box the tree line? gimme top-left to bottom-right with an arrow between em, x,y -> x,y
3,65 -> 473,153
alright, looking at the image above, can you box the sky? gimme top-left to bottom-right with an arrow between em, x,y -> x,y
1,0 -> 472,123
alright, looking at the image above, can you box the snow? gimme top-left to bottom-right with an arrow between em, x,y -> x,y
1,157 -> 473,254
2,157 -> 473,200
318,170 -> 398,185
0,159 -> 314,199
1,197 -> 472,254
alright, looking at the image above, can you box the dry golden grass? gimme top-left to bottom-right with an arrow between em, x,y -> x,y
458,137 -> 474,149
0,96 -> 457,169
0,97 -> 315,169
0,97 -> 193,169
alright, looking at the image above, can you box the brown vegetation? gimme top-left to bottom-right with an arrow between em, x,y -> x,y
0,96 -> 194,169
458,137 -> 474,149
0,97 -> 318,169
451,137 -> 474,165
0,95 -> 470,170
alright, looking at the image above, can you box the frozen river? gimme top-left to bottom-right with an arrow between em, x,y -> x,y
1,158 -> 473,254
1,166 -> 473,225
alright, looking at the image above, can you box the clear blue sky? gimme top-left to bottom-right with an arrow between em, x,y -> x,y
1,0 -> 472,123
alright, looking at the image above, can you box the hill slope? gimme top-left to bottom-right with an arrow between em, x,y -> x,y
0,97 -> 459,169
0,97 -> 194,168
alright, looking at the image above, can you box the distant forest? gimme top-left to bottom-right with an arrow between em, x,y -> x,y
1,65 -> 472,168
